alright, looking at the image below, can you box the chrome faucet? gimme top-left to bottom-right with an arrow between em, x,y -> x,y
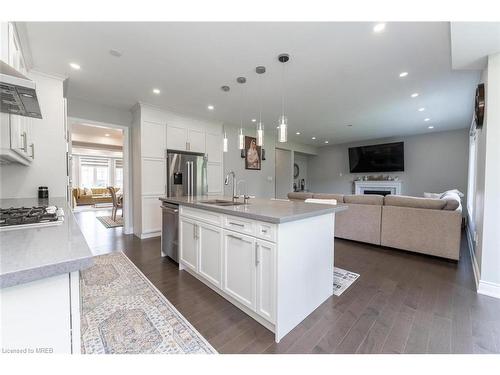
224,171 -> 238,202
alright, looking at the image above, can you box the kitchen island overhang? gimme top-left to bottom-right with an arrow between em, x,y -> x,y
160,196 -> 347,343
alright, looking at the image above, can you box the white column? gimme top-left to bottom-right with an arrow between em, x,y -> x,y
478,52 -> 500,299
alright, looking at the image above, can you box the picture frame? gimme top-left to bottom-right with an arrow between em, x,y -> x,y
244,136 -> 262,170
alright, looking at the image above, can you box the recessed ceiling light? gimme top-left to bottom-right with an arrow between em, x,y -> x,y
69,62 -> 81,70
428,126 -> 434,129
312,137 -> 316,140
411,93 -> 419,98
296,132 -> 301,135
104,133 -> 110,137
324,141 -> 329,144
251,119 -> 256,123
424,118 -> 431,122
418,107 -> 425,112
152,88 -> 160,94
109,49 -> 122,58
373,23 -> 386,33
399,72 -> 408,78
207,105 -> 215,111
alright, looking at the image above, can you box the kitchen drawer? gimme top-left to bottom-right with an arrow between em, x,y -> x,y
223,215 -> 255,236
255,222 -> 277,243
180,206 -> 222,226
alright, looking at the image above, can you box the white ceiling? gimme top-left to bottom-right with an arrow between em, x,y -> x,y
72,123 -> 123,146
22,22 -> 482,146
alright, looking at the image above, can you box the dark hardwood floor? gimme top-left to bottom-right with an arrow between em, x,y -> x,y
75,209 -> 500,354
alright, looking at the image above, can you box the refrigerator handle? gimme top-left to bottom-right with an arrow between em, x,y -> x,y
190,161 -> 194,196
186,161 -> 191,195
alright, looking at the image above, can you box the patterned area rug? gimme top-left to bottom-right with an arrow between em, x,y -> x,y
80,252 -> 217,354
96,215 -> 123,228
333,267 -> 360,296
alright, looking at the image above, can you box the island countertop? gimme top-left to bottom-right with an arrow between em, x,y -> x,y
0,197 -> 94,288
159,195 -> 347,224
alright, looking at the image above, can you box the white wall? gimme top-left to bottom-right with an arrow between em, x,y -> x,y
275,148 -> 293,199
0,72 -> 66,199
308,129 -> 469,199
67,97 -> 132,128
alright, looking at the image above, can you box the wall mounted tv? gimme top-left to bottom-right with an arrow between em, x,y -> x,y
348,142 -> 404,173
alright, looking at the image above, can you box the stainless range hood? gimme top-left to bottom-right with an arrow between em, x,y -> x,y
0,60 -> 42,119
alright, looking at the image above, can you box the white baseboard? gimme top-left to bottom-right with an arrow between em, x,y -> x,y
139,231 -> 160,239
478,280 -> 500,299
466,225 -> 480,290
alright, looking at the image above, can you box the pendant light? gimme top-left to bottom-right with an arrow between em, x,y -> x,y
256,65 -> 266,146
236,76 -> 246,150
278,53 -> 290,143
223,124 -> 228,153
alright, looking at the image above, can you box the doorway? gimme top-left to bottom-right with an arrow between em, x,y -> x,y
67,117 -> 132,234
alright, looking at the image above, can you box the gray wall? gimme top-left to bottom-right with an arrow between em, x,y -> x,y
223,126 -> 276,198
308,129 -> 469,199
294,152 -> 309,190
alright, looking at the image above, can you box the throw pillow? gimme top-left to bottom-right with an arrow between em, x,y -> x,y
84,187 -> 93,196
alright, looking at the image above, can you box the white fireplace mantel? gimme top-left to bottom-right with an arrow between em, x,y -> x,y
354,180 -> 402,195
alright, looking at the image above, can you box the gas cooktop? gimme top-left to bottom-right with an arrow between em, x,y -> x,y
0,206 -> 64,231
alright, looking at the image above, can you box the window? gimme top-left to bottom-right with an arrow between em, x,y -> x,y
115,159 -> 123,189
79,157 -> 110,188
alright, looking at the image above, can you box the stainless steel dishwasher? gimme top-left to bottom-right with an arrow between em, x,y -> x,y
161,202 -> 179,262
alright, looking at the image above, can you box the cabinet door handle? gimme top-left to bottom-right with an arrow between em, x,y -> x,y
229,222 -> 245,227
20,132 -> 27,152
30,143 -> 34,159
255,243 -> 259,266
193,224 -> 196,239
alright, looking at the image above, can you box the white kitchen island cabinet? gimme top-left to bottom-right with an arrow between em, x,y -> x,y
168,196 -> 347,343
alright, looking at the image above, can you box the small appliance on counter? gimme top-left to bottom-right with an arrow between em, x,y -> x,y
38,186 -> 49,199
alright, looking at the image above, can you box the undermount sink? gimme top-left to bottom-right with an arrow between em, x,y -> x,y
198,199 -> 245,206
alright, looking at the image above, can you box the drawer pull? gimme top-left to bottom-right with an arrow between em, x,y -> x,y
228,222 -> 245,227
255,243 -> 259,266
261,229 -> 268,233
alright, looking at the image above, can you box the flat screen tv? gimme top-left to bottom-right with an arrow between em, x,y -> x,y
348,142 -> 404,173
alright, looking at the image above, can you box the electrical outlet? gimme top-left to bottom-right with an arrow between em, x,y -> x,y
267,176 -> 273,182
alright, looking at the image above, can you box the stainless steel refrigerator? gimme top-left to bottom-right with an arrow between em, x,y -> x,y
166,150 -> 208,197
162,150 -> 207,262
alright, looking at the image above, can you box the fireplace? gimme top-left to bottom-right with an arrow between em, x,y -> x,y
354,180 -> 402,195
364,190 -> 392,196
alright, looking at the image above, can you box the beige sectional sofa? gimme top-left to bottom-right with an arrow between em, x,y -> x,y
287,192 -> 462,260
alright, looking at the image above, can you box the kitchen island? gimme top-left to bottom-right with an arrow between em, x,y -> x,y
0,197 -> 94,354
160,195 -> 347,342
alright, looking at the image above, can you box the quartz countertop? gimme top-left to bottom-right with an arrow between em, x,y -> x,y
0,197 -> 94,288
159,195 -> 347,224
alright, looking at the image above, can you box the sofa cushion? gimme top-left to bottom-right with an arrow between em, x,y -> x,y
344,194 -> 384,205
384,195 -> 446,210
440,191 -> 461,211
287,192 -> 313,200
312,193 -> 344,203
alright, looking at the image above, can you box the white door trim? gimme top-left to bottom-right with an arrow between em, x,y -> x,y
67,116 -> 133,235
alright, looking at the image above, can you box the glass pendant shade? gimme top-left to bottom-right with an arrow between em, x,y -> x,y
238,128 -> 244,150
223,131 -> 228,153
278,115 -> 288,143
257,123 -> 264,146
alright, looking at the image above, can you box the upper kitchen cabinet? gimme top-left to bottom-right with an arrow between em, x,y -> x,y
166,125 -> 206,153
0,22 -> 36,166
141,120 -> 166,158
206,132 -> 222,163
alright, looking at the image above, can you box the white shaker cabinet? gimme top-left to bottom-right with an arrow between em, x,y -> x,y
166,125 -> 188,151
179,217 -> 198,272
187,128 -> 205,153
255,239 -> 276,322
141,121 -> 166,158
222,231 -> 257,310
197,222 -> 222,287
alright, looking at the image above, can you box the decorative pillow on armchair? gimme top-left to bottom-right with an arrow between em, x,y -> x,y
84,187 -> 93,196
